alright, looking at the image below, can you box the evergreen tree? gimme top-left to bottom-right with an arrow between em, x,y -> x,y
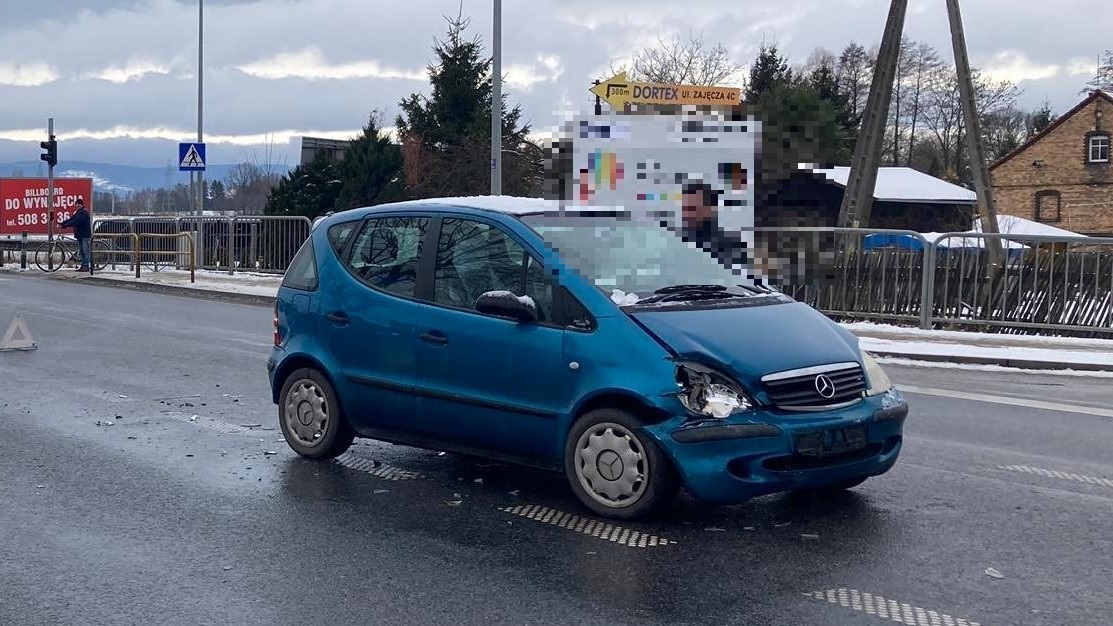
746,43 -> 793,102
396,13 -> 540,198
1084,50 -> 1113,93
334,112 -> 405,211
1027,101 -> 1056,138
264,152 -> 342,219
809,57 -> 857,154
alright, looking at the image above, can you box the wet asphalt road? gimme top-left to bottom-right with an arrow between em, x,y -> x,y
2,273 -> 1111,626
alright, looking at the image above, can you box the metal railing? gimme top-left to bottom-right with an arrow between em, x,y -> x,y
761,228 -> 1113,337
93,215 -> 311,274
69,218 -> 1113,337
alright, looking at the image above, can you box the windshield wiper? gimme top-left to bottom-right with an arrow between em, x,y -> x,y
633,284 -> 747,305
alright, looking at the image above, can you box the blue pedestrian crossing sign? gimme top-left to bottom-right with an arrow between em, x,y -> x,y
178,142 -> 206,171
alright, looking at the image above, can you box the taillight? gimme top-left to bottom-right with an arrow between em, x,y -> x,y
273,303 -> 281,347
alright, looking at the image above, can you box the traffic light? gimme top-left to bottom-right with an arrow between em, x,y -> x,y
40,136 -> 57,167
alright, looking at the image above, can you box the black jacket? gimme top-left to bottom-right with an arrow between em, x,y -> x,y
680,218 -> 749,270
60,208 -> 92,240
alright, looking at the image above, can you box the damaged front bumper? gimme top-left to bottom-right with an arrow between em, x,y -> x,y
643,388 -> 908,503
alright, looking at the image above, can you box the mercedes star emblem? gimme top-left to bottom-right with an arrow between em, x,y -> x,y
814,374 -> 836,399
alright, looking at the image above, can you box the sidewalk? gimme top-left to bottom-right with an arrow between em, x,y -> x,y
5,262 -> 1111,372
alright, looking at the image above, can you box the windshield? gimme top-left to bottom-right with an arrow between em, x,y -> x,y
521,212 -> 763,304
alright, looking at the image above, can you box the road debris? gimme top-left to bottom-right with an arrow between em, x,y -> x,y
801,533 -> 820,540
373,489 -> 389,494
704,527 -> 727,532
189,415 -> 198,422
445,500 -> 463,506
985,568 -> 1005,579
264,451 -> 278,456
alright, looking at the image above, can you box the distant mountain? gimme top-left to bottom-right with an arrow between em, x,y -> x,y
0,161 -> 282,193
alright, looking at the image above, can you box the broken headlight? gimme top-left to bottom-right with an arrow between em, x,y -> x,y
674,362 -> 753,419
862,350 -> 893,397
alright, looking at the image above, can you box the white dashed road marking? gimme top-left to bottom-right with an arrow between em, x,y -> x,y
499,505 -> 673,548
335,454 -> 423,480
998,464 -> 1113,488
805,588 -> 981,626
899,385 -> 1113,419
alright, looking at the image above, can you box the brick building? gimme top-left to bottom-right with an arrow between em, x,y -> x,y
990,90 -> 1113,236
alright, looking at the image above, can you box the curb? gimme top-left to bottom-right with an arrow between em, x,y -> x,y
8,268 -> 1109,373
867,350 -> 1113,373
6,270 -> 277,308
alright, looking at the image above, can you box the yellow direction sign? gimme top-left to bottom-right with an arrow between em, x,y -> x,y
590,72 -> 742,109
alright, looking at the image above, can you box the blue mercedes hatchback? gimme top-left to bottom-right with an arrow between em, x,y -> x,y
268,197 -> 908,519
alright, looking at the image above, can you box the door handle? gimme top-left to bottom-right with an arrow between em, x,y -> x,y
326,311 -> 350,325
419,332 -> 448,345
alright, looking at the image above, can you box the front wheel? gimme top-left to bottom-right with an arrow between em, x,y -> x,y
34,241 -> 66,272
565,408 -> 679,520
278,368 -> 354,460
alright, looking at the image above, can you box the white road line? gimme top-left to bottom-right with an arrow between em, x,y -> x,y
805,589 -> 981,626
499,505 -> 673,548
998,464 -> 1113,488
899,385 -> 1113,418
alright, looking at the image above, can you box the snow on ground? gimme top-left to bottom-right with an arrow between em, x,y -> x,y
858,335 -> 1113,367
88,267 -> 281,297
874,357 -> 1113,379
842,322 -> 1113,352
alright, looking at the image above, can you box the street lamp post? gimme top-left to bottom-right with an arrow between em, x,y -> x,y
490,0 -> 502,196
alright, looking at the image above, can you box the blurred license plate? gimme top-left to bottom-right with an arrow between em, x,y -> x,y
794,425 -> 867,457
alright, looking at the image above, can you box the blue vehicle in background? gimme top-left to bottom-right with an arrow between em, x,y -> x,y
268,197 -> 908,519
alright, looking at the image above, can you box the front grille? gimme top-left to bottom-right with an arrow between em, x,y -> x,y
762,363 -> 866,410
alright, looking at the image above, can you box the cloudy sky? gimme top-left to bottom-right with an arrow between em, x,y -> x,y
0,0 -> 1105,172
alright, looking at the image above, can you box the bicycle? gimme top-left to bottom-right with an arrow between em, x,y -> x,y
34,235 -> 111,273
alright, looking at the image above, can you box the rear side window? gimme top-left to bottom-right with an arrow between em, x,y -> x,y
283,239 -> 318,291
328,221 -> 359,256
345,216 -> 429,298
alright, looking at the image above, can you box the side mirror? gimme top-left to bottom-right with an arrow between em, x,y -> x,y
475,290 -> 538,323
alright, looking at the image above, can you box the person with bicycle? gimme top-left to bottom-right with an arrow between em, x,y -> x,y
59,198 -> 92,271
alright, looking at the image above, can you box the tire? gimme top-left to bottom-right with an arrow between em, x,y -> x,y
565,408 -> 679,520
34,242 -> 65,272
278,367 -> 355,460
91,240 -> 111,271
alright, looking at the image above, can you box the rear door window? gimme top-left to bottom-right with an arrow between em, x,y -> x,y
328,220 -> 359,256
344,216 -> 429,298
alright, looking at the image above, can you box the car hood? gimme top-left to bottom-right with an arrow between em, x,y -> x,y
627,300 -> 861,391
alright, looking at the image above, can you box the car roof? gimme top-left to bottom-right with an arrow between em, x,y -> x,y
314,196 -> 641,232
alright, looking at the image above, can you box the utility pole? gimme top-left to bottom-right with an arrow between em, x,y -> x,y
196,0 -> 205,265
945,0 -> 1003,265
490,0 -> 502,196
836,0 -> 908,231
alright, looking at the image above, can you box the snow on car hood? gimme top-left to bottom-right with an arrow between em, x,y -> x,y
627,300 -> 861,389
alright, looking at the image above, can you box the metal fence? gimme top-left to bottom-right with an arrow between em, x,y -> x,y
764,228 -> 1113,337
67,217 -> 1113,337
92,215 -> 311,274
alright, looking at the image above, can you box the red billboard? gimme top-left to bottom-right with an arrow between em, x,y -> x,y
0,177 -> 94,235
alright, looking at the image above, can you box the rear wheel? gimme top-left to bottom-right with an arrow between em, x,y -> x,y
565,408 -> 679,520
91,240 -> 111,271
278,368 -> 354,460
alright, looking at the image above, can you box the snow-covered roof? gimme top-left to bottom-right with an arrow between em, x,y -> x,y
921,232 -> 1028,249
806,166 -> 978,204
412,196 -> 564,214
974,215 -> 1088,238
